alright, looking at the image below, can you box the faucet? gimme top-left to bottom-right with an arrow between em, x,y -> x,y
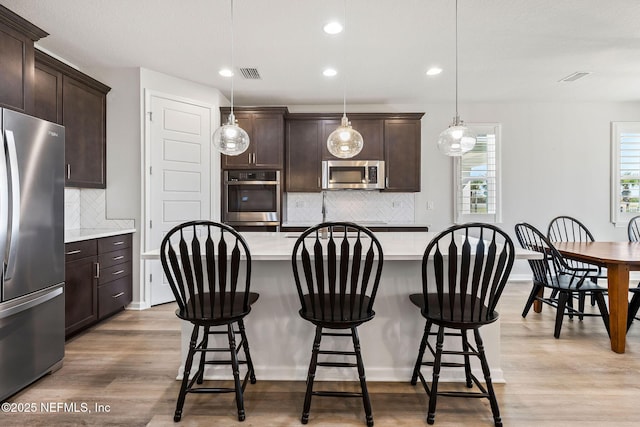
321,191 -> 328,239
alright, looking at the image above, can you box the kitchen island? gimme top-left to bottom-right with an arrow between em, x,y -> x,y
142,231 -> 540,383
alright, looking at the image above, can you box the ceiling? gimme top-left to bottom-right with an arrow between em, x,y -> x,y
2,0 -> 639,106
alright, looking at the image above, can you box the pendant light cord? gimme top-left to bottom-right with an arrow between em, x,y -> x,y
230,0 -> 235,118
342,0 -> 347,119
455,0 -> 459,121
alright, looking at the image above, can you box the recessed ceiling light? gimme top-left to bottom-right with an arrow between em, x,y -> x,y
323,68 -> 338,77
219,68 -> 233,77
323,21 -> 343,35
426,67 -> 443,76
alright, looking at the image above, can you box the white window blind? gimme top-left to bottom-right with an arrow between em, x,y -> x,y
454,123 -> 502,224
611,122 -> 640,226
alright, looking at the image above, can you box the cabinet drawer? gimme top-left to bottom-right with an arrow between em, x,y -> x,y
65,239 -> 97,262
98,247 -> 131,269
98,276 -> 131,319
98,261 -> 131,286
98,234 -> 132,253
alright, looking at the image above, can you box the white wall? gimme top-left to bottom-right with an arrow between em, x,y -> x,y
82,67 -> 226,309
138,67 -> 226,221
419,102 -> 640,243
83,67 -> 143,303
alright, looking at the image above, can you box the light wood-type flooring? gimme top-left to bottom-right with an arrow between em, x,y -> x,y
4,283 -> 640,426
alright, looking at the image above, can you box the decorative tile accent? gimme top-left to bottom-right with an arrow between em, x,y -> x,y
286,191 -> 414,224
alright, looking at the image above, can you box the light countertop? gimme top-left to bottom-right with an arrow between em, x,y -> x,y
141,231 -> 540,262
65,228 -> 136,243
281,222 -> 431,228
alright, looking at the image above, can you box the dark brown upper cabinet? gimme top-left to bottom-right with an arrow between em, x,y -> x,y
285,112 -> 423,193
320,118 -> 384,161
220,106 -> 288,170
34,50 -> 111,188
384,117 -> 423,192
0,5 -> 48,114
286,119 -> 322,192
34,58 -> 62,123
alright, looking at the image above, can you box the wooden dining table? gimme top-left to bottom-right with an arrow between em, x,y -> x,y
553,241 -> 640,353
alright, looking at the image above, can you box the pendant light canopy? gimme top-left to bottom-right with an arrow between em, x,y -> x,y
212,0 -> 250,156
326,0 -> 363,159
437,0 -> 476,157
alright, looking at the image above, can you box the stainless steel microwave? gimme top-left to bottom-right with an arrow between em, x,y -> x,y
322,160 -> 385,190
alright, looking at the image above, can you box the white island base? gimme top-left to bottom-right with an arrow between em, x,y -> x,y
143,232 -> 539,384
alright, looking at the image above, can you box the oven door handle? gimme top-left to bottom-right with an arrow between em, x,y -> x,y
225,181 -> 279,185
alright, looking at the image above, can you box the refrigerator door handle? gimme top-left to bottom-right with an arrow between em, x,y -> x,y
0,285 -> 63,320
4,130 -> 20,281
0,129 -> 8,282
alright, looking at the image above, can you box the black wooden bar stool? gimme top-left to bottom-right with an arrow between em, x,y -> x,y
291,222 -> 384,427
160,220 -> 258,422
410,223 -> 515,427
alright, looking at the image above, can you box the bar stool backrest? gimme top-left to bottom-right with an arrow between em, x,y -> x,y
422,223 -> 515,323
291,222 -> 383,324
160,220 -> 252,321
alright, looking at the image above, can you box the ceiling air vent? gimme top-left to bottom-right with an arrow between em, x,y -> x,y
558,72 -> 592,82
238,67 -> 261,80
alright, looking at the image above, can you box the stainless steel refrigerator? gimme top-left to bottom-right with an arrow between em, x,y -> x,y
0,108 -> 65,401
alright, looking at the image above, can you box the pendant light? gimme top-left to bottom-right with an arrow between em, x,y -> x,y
212,0 -> 250,156
326,0 -> 363,159
437,0 -> 476,156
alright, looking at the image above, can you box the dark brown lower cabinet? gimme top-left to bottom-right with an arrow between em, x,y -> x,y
64,253 -> 98,337
64,233 -> 133,339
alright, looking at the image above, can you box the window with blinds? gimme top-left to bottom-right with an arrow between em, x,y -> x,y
611,122 -> 640,226
454,124 -> 502,223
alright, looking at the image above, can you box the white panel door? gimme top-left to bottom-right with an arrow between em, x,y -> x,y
148,94 -> 212,306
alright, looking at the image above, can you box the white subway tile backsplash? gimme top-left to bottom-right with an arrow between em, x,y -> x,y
64,188 -> 81,230
285,191 -> 414,224
64,188 -> 134,230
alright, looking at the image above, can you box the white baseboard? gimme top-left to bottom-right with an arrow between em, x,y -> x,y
126,300 -> 150,310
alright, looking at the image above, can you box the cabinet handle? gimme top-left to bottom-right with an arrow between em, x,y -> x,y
95,262 -> 100,279
112,292 -> 125,299
112,255 -> 125,261
386,176 -> 389,188
112,269 -> 126,276
66,164 -> 71,180
65,249 -> 82,255
112,241 -> 125,246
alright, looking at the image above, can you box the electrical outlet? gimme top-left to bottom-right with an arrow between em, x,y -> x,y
427,201 -> 434,210
295,200 -> 305,208
392,201 -> 403,208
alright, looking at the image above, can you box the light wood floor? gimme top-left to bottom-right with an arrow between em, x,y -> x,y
4,283 -> 640,427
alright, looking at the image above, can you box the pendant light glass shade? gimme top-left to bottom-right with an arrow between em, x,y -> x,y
212,0 -> 249,156
438,0 -> 476,156
437,115 -> 476,156
327,115 -> 363,158
212,112 -> 250,156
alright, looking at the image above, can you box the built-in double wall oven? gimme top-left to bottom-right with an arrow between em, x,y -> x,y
223,170 -> 281,227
